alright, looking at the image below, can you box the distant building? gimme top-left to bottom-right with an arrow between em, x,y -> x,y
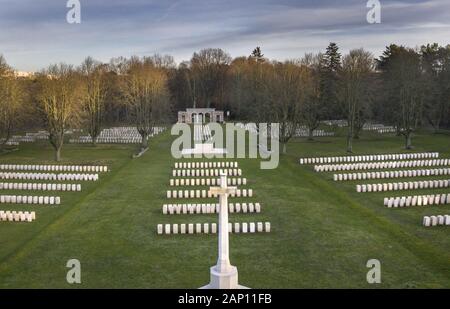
178,108 -> 224,124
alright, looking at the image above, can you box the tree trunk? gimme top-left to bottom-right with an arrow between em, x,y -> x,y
308,128 -> 314,141
282,143 -> 287,154
141,133 -> 149,150
405,132 -> 412,149
55,147 -> 61,162
433,123 -> 440,134
346,134 -> 353,153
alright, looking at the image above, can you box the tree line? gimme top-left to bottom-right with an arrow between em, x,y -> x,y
0,43 -> 449,160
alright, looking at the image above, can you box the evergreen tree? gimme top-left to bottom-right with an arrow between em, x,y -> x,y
323,43 -> 341,72
320,42 -> 342,119
250,47 -> 265,62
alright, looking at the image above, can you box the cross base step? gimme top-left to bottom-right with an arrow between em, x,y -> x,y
200,266 -> 249,289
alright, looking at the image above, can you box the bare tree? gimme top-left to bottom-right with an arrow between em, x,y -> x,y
300,54 -> 324,141
80,57 -> 107,145
149,54 -> 176,69
0,55 -> 24,150
190,48 -> 231,108
397,52 -> 423,149
338,49 -> 375,153
377,45 -> 423,149
262,61 -> 303,154
228,57 -> 266,121
421,44 -> 450,133
122,57 -> 170,150
36,64 -> 82,161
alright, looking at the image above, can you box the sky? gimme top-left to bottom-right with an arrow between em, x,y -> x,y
1,0 -> 450,71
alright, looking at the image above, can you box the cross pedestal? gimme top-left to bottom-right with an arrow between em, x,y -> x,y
200,171 -> 248,289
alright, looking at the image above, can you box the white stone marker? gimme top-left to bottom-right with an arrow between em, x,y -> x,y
445,215 -> 450,225
201,172 -> 247,289
257,222 -> 263,232
430,216 -> 438,226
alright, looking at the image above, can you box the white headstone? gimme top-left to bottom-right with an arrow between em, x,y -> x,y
257,222 -> 263,232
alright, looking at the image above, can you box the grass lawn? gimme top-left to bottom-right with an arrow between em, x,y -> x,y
0,129 -> 449,288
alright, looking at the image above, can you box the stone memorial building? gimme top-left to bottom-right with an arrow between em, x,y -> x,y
178,108 -> 224,124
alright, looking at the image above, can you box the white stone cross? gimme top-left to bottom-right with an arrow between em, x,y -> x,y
201,171 -> 248,289
208,171 -> 237,273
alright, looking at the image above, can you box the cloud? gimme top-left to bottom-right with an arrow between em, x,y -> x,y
0,0 -> 449,71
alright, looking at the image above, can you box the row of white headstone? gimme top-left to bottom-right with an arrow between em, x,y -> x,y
3,141 -> 19,146
95,126 -> 153,137
333,168 -> 450,181
0,195 -> 61,205
70,137 -> 144,144
194,125 -> 202,142
166,189 -> 253,199
194,125 -> 213,142
202,125 -> 212,141
423,215 -> 450,227
162,202 -> 261,215
294,129 -> 334,137
362,123 -> 396,132
0,173 -> 99,181
95,126 -> 165,137
0,210 -> 36,222
170,177 -> 247,187
9,136 -> 35,143
383,193 -> 450,208
0,182 -> 81,192
174,161 -> 238,169
157,222 -> 271,235
299,152 -> 438,165
315,159 -> 450,172
172,169 -> 242,177
322,119 -> 348,127
357,179 -> 450,193
26,131 -> 50,140
70,127 -> 166,144
0,164 -> 108,172
3,131 -> 50,145
376,128 -> 396,134
235,123 -> 256,134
